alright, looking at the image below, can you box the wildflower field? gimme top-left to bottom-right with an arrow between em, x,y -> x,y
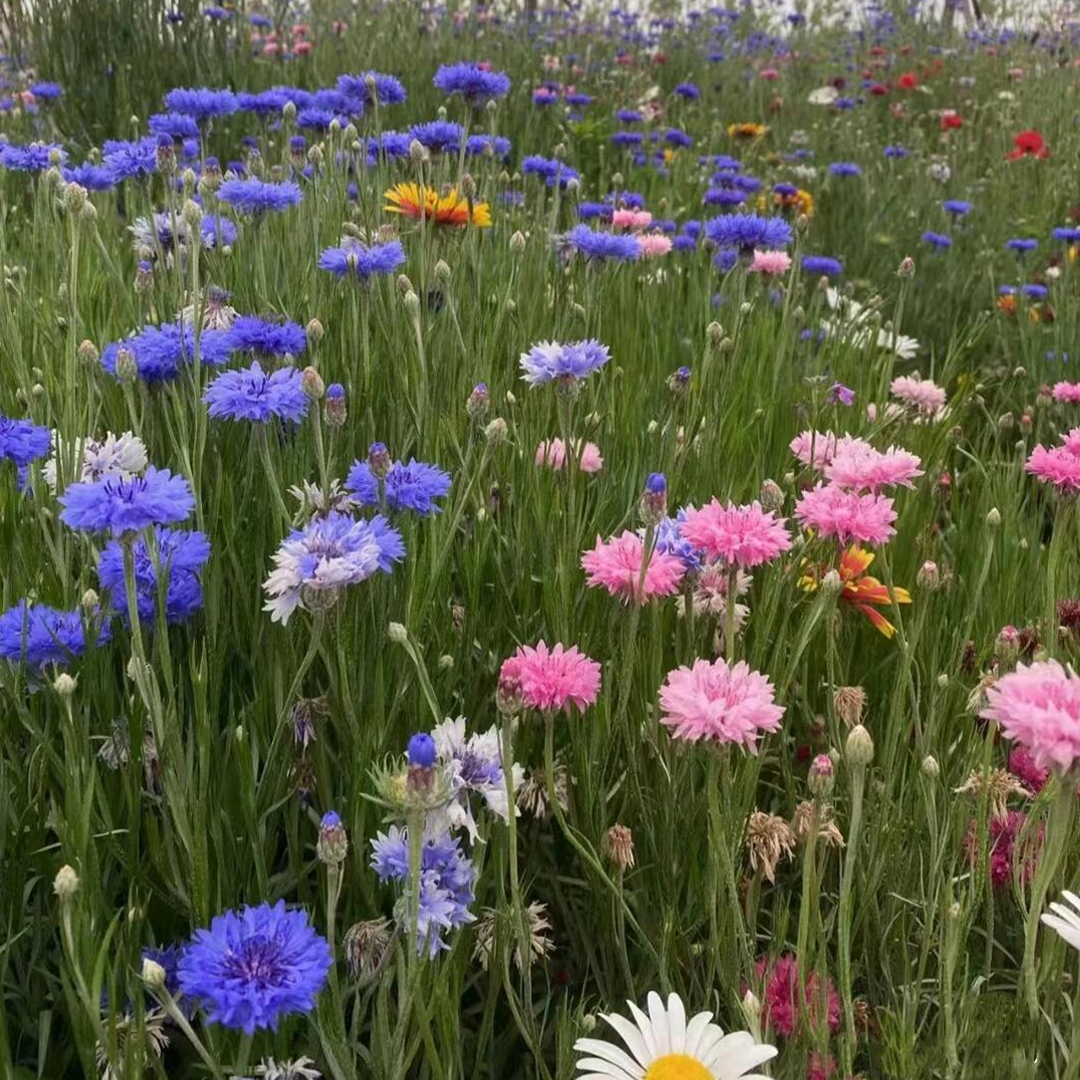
4,1 -> 1080,1077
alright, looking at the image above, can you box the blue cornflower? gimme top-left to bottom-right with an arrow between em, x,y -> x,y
370,827 -> 476,958
774,182 -> 798,197
522,154 -> 579,188
1006,238 -> 1038,253
408,120 -> 463,155
407,732 -> 437,767
318,240 -> 406,282
177,901 -> 332,1034
101,323 -> 234,383
262,512 -> 404,624
346,457 -> 452,516
675,81 -> 700,99
297,107 -> 337,131
0,142 -> 65,172
730,174 -> 762,193
611,131 -> 644,147
336,71 -> 407,107
519,339 -> 611,386
203,363 -> 308,423
204,5 -> 231,18
433,62 -> 510,102
61,163 -> 115,191
565,225 -> 640,263
1023,283 -> 1049,299
653,511 -> 705,572
565,92 -> 593,106
199,215 -> 238,248
464,134 -> 512,158
922,231 -> 952,249
1052,227 -> 1080,243
163,86 -> 239,121
943,199 -> 972,216
713,249 -> 738,273
829,162 -> 862,177
29,81 -> 63,100
0,416 -> 50,468
216,178 -> 302,215
607,191 -> 646,209
102,137 -> 157,183
704,188 -> 746,207
236,88 -> 297,116
665,128 -> 694,148
884,145 -> 909,158
704,212 -> 792,251
59,467 -> 195,536
577,202 -> 613,221
673,234 -> 697,252
0,602 -> 111,668
616,108 -> 643,123
802,255 -> 843,277
97,527 -> 210,625
226,317 -> 306,360
249,12 -> 271,27
376,131 -> 412,159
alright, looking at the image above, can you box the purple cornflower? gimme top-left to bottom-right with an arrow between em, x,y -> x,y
203,363 -> 308,423
433,62 -> 510,102
61,163 -> 115,191
147,110 -> 200,142
922,231 -> 952,249
0,602 -> 111,668
828,162 -> 862,177
704,212 -> 792,252
1006,238 -> 1038,254
59,467 -> 195,536
216,178 -> 302,215
336,71 -> 407,107
226,316 -> 306,359
565,225 -> 641,263
827,382 -> 855,406
519,339 -> 611,386
522,154 -> 579,188
943,199 -> 972,217
408,120 -> 463,155
163,86 -> 239,121
675,81 -> 700,99
345,456 -> 452,516
101,138 -> 157,183
1052,227 -> 1080,243
0,142 -> 65,172
802,255 -> 843,277
653,511 -> 706,573
0,416 -> 49,468
29,81 -> 63,100
101,323 -> 234,383
317,240 -> 405,282
177,901 -> 332,1034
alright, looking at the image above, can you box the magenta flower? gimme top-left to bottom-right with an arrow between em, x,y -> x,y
581,530 -> 686,602
981,660 -> 1080,772
499,641 -> 601,714
1026,438 -> 1080,492
890,374 -> 946,418
795,483 -> 897,545
658,657 -> 784,751
1052,382 -> 1080,404
756,954 -> 841,1039
825,443 -> 923,492
679,499 -> 792,568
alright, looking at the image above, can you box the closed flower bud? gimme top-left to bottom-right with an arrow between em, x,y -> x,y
114,347 -> 138,384
897,255 -> 915,278
921,754 -> 940,778
77,339 -> 99,365
741,991 -> 762,1032
80,589 -> 100,612
505,390 -> 517,407
387,621 -> 408,644
438,654 -> 454,670
821,569 -> 843,597
408,138 -> 427,164
367,441 -> 392,479
396,273 -> 413,295
509,230 -> 526,253
707,321 -> 724,346
53,673 -> 77,698
53,864 -> 79,898
305,317 -> 324,343
996,624 -> 1020,664
916,560 -> 941,591
759,478 -> 784,513
640,472 -> 667,525
808,753 -> 835,796
62,181 -> 88,214
466,382 -> 489,421
344,918 -> 392,982
317,811 -> 349,866
301,366 -> 325,400
484,417 -> 508,445
403,290 -> 421,316
182,199 -> 202,228
603,824 -> 635,871
460,172 -> 476,199
324,383 -> 346,426
283,100 -> 297,121
141,957 -> 167,990
566,177 -> 580,196
433,259 -> 451,283
986,507 -> 1002,528
845,724 -> 874,767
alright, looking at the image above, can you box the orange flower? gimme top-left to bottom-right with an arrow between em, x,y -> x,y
996,293 -> 1017,316
384,182 -> 491,228
838,546 -> 911,639
727,122 -> 769,140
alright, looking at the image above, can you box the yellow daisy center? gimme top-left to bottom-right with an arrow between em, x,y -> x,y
643,1053 -> 712,1080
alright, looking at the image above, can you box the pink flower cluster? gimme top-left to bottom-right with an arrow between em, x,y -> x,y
611,209 -> 653,230
795,483 -> 897,546
981,659 -> 1080,772
680,499 -> 792,568
1052,381 -> 1080,404
658,657 -> 784,751
750,250 -> 792,275
824,441 -> 923,493
965,810 -> 1041,889
1009,746 -> 1049,793
535,438 -> 604,473
756,954 -> 841,1039
581,531 -> 686,602
638,233 -> 673,258
890,374 -> 947,418
499,641 -> 601,714
790,430 -> 841,469
1027,428 -> 1080,492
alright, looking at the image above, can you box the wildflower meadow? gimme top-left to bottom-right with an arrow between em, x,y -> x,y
4,1 -> 1080,1077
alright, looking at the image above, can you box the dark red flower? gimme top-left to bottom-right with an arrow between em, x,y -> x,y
941,111 -> 962,131
1006,130 -> 1050,160
898,71 -> 918,89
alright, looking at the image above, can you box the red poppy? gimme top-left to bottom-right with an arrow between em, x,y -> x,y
870,82 -> 888,96
1006,130 -> 1050,160
870,45 -> 886,56
940,110 -> 962,130
898,71 -> 918,89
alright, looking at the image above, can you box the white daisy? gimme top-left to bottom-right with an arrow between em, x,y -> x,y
1042,891 -> 1080,951
574,991 -> 777,1080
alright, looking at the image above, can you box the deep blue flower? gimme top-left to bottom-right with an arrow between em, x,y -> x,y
177,901 -> 332,1034
59,467 -> 195,535
101,324 -> 234,383
0,602 -> 110,668
774,182 -> 798,197
611,131 -> 644,147
565,225 -> 640,263
802,255 -> 843,277
519,339 -> 611,385
0,416 -> 50,467
713,249 -> 738,273
665,128 -> 693,148
577,202 -> 613,221
375,131 -> 412,159
249,12 -> 272,27
336,71 -> 407,107
616,108 -> 643,123
61,162 -> 116,191
922,231 -> 952,249
565,92 -> 593,106
199,215 -> 238,248
97,527 -> 210,625
433,62 -> 510,102
0,142 -> 65,172
203,363 -> 308,423
704,188 -> 746,207
1052,227 -> 1080,243
408,120 -> 463,155
1023,283 -> 1049,299
704,212 -> 792,251
673,234 -> 697,252
675,81 -> 700,99
318,239 -> 406,282
102,138 -> 157,183
217,178 -> 302,215
226,316 -> 306,359
522,154 -> 579,188
370,827 -> 476,958
1006,237 -> 1038,253
653,511 -> 705,572
465,134 -> 511,159
163,86 -> 239,121
29,81 -> 63,100
236,88 -> 301,116
407,732 -> 437,767
828,162 -> 862,177
346,457 -> 452,516
297,107 -> 338,132
943,199 -> 972,216
884,145 -> 909,158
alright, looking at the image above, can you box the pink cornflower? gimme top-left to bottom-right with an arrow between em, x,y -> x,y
1052,381 -> 1080,404
890,374 -> 947,418
535,437 -> 604,473
980,659 -> 1080,772
1009,745 -> 1050,794
755,954 -> 841,1039
1064,426 -> 1080,455
759,67 -> 780,81
611,209 -> 653,230
499,641 -> 601,715
795,483 -> 897,545
806,1052 -> 838,1080
679,499 -> 792,568
790,430 -> 841,468
581,530 -> 686,602
658,657 -> 784,751
965,809 -> 1041,888
825,443 -> 923,492
750,249 -> 792,275
1026,441 -> 1080,492
638,233 -> 673,257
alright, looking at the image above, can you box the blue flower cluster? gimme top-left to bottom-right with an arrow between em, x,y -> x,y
226,315 -> 307,359
336,71 -> 407,107
216,179 -> 302,215
101,323 -> 234,383
346,455 -> 452,516
0,602 -> 111,668
704,212 -> 793,251
0,416 -> 50,468
163,86 -> 239,121
565,224 -> 640,263
203,363 -> 308,423
433,62 -> 510,102
317,239 -> 406,282
522,154 -> 580,189
60,467 -> 195,536
519,339 -> 611,386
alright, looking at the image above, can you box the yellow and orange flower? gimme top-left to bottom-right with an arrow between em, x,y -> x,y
728,122 -> 769,141
384,182 -> 491,228
800,545 -> 911,639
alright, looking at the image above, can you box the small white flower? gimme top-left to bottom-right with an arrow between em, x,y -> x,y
807,86 -> 839,106
43,430 -> 147,493
1042,891 -> 1080,951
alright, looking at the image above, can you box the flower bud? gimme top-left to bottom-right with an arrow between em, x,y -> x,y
640,472 -> 667,525
897,255 -> 915,278
301,366 -> 325,400
808,753 -> 835,797
53,864 -> 80,898
317,811 -> 349,866
916,560 -> 941,591
986,507 -> 1002,529
403,290 -> 421,316
114,347 -> 138,384
509,230 -> 526,253
324,383 -> 347,426
921,754 -> 940,779
77,339 -> 99,365
821,569 -> 843,597
141,957 -> 167,990
53,673 -> 77,698
845,724 -> 874,767
80,589 -> 100,612
368,441 -> 392,479
433,259 -> 451,283
996,624 -> 1020,664
306,317 -> 324,343
467,382 -> 489,421
387,621 -> 408,644
759,478 -> 784,513
484,417 -> 508,445
603,824 -> 635,871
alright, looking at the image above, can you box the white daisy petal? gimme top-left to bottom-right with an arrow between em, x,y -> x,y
712,1038 -> 778,1079
626,1000 -> 659,1062
665,993 -> 687,1053
575,1056 -> 639,1080
601,1012 -> 653,1068
573,1039 -> 646,1079
1042,912 -> 1080,950
683,1012 -> 717,1059
647,992 -> 670,1056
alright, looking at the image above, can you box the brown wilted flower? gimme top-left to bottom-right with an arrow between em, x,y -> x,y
745,811 -> 796,883
474,901 -> 554,972
516,765 -> 569,818
343,918 -> 393,983
603,824 -> 635,871
954,767 -> 1030,820
833,685 -> 867,728
792,800 -> 845,848
853,998 -> 879,1037
967,671 -> 999,714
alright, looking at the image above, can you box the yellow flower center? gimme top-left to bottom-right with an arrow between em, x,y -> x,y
643,1053 -> 712,1080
